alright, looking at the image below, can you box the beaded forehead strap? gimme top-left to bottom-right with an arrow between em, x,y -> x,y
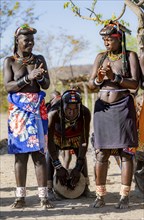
14,24 -> 37,54
62,90 -> 82,104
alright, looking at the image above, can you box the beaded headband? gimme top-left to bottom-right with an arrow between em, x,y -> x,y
61,90 -> 82,104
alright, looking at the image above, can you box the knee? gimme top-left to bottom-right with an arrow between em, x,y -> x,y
96,150 -> 110,163
120,151 -> 133,162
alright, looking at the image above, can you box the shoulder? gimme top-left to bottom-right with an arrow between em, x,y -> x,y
127,50 -> 139,59
95,52 -> 107,60
34,54 -> 46,62
36,54 -> 45,59
93,52 -> 107,67
140,52 -> 144,63
82,105 -> 91,117
4,56 -> 14,62
48,109 -> 59,121
3,56 -> 14,66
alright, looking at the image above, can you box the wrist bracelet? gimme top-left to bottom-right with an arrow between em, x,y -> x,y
93,78 -> 104,86
37,75 -> 45,82
25,75 -> 31,84
52,159 -> 62,170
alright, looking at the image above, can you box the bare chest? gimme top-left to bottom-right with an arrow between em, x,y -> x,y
103,58 -> 123,75
12,62 -> 35,80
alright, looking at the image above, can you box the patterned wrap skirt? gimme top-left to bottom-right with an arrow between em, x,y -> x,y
93,95 -> 138,151
8,91 -> 48,154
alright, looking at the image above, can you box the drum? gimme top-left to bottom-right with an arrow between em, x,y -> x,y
53,169 -> 86,199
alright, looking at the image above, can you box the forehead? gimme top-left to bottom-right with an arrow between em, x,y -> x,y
17,34 -> 34,40
63,103 -> 79,109
102,35 -> 116,40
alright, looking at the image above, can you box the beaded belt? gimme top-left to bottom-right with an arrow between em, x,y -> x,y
100,89 -> 128,92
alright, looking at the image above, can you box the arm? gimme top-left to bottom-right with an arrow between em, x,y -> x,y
140,52 -> 144,89
119,51 -> 140,90
3,55 -> 50,93
77,106 -> 91,161
47,110 -> 59,161
70,106 -> 91,186
3,57 -> 21,93
36,55 -> 50,90
48,110 -> 69,185
88,53 -> 105,90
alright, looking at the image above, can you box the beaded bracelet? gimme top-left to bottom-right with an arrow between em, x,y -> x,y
52,159 -> 63,170
93,78 -> 104,86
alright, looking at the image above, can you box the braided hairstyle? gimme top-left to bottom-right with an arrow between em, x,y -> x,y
14,24 -> 37,54
60,89 -> 84,147
99,20 -> 131,77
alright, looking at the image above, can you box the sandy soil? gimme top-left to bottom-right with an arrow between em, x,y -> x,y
0,113 -> 144,220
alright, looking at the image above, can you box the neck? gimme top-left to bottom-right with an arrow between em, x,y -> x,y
16,51 -> 31,58
107,51 -> 122,61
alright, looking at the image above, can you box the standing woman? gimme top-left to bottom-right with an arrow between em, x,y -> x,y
88,21 -> 141,209
135,51 -> 144,193
3,24 -> 53,209
139,51 -> 144,151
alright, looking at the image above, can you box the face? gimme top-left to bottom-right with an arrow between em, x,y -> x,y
17,34 -> 34,54
63,103 -> 80,121
102,36 -> 121,52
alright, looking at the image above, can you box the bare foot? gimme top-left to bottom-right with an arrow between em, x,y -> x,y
48,189 -> 61,201
11,197 -> 25,209
91,196 -> 105,208
115,196 -> 129,209
40,197 -> 55,209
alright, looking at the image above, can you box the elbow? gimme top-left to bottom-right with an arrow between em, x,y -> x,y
88,80 -> 95,90
131,81 -> 139,90
140,81 -> 144,90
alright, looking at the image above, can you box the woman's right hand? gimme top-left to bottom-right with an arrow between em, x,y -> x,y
97,66 -> 105,82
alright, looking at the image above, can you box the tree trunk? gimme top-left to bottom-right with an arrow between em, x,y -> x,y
125,0 -> 144,56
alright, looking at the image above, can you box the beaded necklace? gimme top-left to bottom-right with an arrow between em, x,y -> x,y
107,52 -> 122,62
13,53 -> 35,66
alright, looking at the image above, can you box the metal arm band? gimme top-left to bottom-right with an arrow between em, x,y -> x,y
93,78 -> 104,86
17,76 -> 30,88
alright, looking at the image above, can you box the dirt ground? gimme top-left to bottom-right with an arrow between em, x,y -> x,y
0,113 -> 144,220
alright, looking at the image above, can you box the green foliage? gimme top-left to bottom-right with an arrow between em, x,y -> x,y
0,72 -> 8,113
91,0 -> 97,13
64,1 -> 130,27
126,35 -> 138,52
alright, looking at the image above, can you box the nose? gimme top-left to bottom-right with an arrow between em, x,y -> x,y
28,41 -> 33,45
104,41 -> 109,46
69,109 -> 75,116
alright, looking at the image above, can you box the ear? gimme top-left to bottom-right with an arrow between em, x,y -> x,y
15,38 -> 19,44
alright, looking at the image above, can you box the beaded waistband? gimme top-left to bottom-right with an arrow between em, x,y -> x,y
100,89 -> 128,92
